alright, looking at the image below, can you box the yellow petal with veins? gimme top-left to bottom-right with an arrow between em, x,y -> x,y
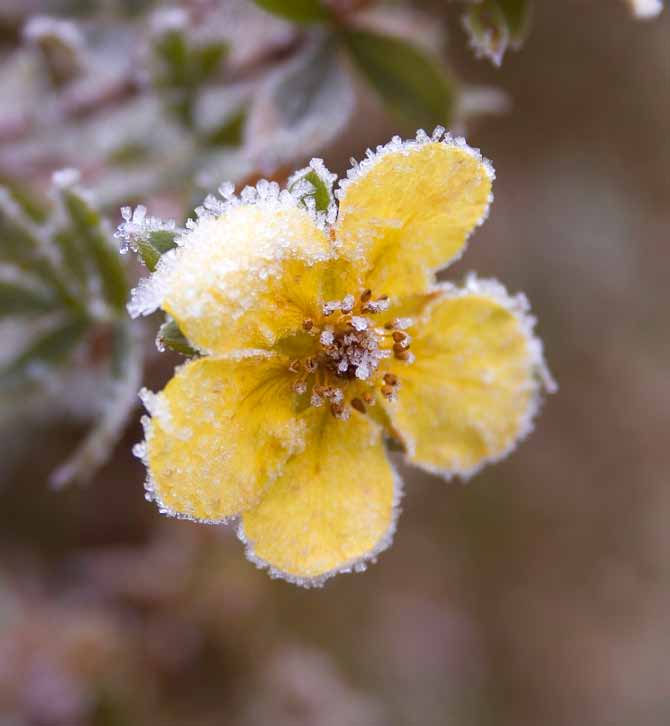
336,135 -> 493,298
142,355 -> 306,522
240,409 -> 400,584
154,202 -> 357,355
383,277 -> 554,477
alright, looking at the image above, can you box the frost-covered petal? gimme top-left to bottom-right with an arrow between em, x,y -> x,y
239,409 -> 401,586
384,276 -> 555,478
139,356 -> 306,522
335,130 -> 494,298
130,191 -> 354,356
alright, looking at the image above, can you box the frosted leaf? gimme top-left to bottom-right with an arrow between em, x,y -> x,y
114,205 -> 177,255
24,15 -> 85,51
51,168 -> 80,188
150,6 -> 190,35
245,35 -> 355,176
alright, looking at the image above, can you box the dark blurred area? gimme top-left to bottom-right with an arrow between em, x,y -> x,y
1,2 -> 669,725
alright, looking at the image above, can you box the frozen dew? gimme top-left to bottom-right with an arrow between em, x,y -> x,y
114,205 -> 177,255
626,0 -> 663,18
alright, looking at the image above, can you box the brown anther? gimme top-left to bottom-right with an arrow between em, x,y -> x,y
393,342 -> 410,355
362,391 -> 375,404
329,227 -> 336,241
302,318 -> 314,332
293,381 -> 307,395
360,288 -> 372,303
288,359 -> 301,373
313,384 -> 328,396
376,295 -> 388,303
381,384 -> 395,399
351,397 -> 366,414
395,349 -> 412,361
330,402 -> 345,418
385,319 -> 398,330
304,357 -> 318,372
383,372 -> 398,386
392,331 -> 407,343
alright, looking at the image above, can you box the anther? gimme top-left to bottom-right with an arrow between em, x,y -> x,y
304,357 -> 318,372
360,288 -> 372,303
302,318 -> 314,332
330,402 -> 350,420
381,384 -> 395,399
341,294 -> 355,313
392,331 -> 407,343
383,372 -> 398,386
362,391 -> 375,405
395,349 -> 413,362
293,381 -> 307,395
351,397 -> 366,414
288,359 -> 301,373
393,342 -> 410,355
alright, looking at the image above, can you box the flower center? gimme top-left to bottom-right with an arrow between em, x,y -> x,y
288,289 -> 414,420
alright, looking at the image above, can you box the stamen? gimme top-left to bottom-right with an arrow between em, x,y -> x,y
302,318 -> 314,332
341,294 -> 355,313
383,372 -> 398,386
360,289 -> 372,304
362,391 -> 374,403
322,301 -> 340,316
351,397 -> 366,414
381,384 -> 395,399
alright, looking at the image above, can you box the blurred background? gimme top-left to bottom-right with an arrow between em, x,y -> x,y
1,1 -> 669,725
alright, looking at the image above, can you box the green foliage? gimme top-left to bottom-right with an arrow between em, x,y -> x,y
0,174 -> 138,486
60,187 -> 128,312
252,0 -> 331,23
0,317 -> 89,389
289,168 -> 333,213
136,229 -> 179,272
202,106 -> 247,148
463,0 -> 532,66
153,24 -> 229,129
341,29 -> 455,128
0,281 -> 54,318
157,317 -> 198,357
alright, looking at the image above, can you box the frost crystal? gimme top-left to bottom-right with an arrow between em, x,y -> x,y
626,0 -> 663,17
114,206 -> 177,254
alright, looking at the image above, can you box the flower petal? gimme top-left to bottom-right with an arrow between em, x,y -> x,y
239,409 -> 401,586
384,276 -> 555,477
139,355 -> 306,522
335,130 -> 494,298
130,190 -> 356,355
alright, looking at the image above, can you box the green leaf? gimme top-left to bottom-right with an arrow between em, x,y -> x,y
0,189 -> 81,311
0,280 -> 54,318
153,27 -> 228,129
61,189 -> 128,312
193,41 -> 228,82
203,106 -> 246,148
289,168 -> 333,213
50,317 -> 143,489
1,317 -> 88,389
157,317 -> 198,357
497,0 -> 532,45
252,0 -> 331,23
136,229 -> 178,272
463,0 -> 531,66
342,30 -> 455,128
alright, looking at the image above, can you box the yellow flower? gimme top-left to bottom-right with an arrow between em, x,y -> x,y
129,129 -> 555,586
